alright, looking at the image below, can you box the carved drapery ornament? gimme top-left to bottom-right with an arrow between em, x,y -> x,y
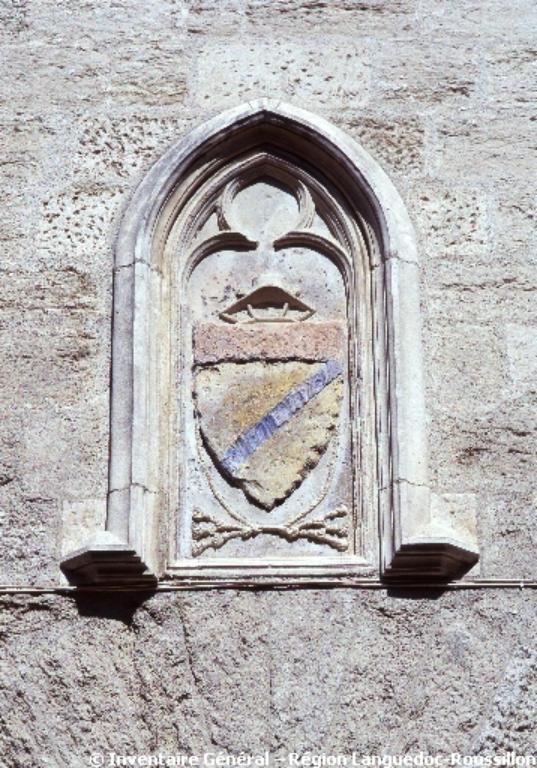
61,101 -> 479,587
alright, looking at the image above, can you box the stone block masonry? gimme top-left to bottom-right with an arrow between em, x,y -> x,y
0,0 -> 536,763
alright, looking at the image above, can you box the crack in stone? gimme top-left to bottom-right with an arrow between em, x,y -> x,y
108,483 -> 158,496
379,478 -> 430,492
372,253 -> 419,269
113,259 -> 163,276
176,598 -> 213,745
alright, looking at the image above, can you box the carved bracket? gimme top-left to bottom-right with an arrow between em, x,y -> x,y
60,532 -> 157,588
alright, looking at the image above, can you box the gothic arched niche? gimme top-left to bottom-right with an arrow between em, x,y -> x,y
176,152 -> 373,565
61,101 -> 479,586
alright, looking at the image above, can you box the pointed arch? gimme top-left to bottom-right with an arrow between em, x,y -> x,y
61,100 -> 478,586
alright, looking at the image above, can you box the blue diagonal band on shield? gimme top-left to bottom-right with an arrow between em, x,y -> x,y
220,359 -> 343,473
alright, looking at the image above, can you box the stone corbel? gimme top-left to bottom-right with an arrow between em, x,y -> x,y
60,532 -> 157,587
381,484 -> 480,583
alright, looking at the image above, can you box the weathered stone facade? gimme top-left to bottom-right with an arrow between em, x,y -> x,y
1,0 -> 536,764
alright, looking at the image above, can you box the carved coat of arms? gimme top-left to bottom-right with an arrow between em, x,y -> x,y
193,284 -> 344,511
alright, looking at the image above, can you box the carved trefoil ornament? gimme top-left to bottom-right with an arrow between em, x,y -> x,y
60,101 -> 479,587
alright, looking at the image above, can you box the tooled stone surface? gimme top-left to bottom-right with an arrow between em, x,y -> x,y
3,591 -> 537,763
194,361 -> 343,509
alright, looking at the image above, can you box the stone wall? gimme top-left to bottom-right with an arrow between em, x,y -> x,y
1,0 -> 536,764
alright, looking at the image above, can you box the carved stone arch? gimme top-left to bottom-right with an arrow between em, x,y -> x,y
61,100 -> 479,587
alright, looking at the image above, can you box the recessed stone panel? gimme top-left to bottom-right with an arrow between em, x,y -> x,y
179,175 -> 358,561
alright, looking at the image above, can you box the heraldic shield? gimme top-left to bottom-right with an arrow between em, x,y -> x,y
193,284 -> 345,510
